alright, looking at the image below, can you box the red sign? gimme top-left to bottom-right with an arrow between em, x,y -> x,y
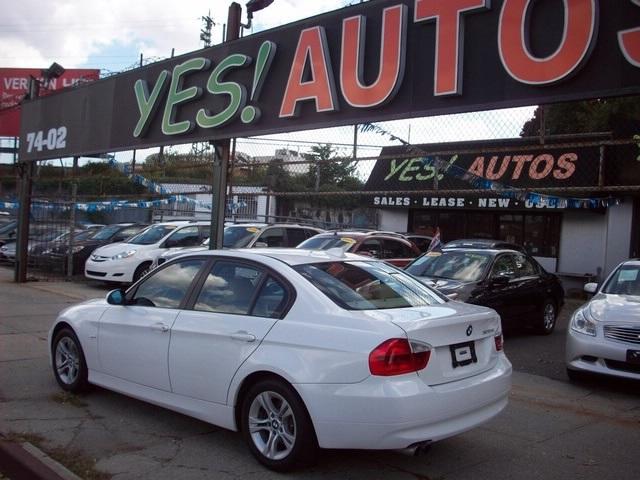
0,68 -> 99,136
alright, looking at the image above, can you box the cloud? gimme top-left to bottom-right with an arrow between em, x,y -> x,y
0,0 -> 352,70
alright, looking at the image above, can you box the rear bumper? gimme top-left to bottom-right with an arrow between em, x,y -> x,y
296,354 -> 512,450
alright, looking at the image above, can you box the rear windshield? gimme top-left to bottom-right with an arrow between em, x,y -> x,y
406,250 -> 492,282
294,261 -> 443,310
296,235 -> 356,251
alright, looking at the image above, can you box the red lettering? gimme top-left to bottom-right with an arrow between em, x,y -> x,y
486,156 -> 510,180
279,27 -> 338,118
554,153 -> 577,179
619,0 -> 640,67
511,155 -> 533,179
499,0 -> 597,84
468,156 -> 485,176
341,5 -> 407,108
530,154 -> 554,180
414,0 -> 489,96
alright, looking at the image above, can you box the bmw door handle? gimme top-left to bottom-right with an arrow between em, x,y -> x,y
151,322 -> 170,333
231,331 -> 257,342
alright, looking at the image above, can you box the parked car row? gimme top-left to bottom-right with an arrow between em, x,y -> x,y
44,218 -> 638,471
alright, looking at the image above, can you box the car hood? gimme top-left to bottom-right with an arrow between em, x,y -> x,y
93,242 -> 151,256
417,276 -> 478,301
588,293 -> 640,324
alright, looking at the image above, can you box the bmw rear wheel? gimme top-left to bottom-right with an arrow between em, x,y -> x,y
241,379 -> 317,471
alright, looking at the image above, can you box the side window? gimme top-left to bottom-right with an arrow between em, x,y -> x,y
357,239 -> 382,257
514,254 -> 537,277
165,226 -> 201,248
285,228 -> 307,247
383,239 -> 413,258
194,261 -> 263,314
132,259 -> 205,308
304,229 -> 319,239
491,255 -> 516,278
257,228 -> 285,247
253,277 -> 289,318
198,225 -> 210,243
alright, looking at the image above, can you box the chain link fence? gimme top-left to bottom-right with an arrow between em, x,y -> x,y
1,99 -> 639,281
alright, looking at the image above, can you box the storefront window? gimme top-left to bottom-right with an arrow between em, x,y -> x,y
409,209 -> 560,258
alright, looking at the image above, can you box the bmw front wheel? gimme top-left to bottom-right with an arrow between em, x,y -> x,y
52,328 -> 89,392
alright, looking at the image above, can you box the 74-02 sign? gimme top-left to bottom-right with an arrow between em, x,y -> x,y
25,127 -> 67,153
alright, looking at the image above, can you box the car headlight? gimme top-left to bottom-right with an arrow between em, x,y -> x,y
111,250 -> 137,260
570,308 -> 597,336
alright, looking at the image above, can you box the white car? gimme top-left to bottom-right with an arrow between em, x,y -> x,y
152,223 -> 325,269
84,221 -> 209,283
51,249 -> 512,471
566,259 -> 640,381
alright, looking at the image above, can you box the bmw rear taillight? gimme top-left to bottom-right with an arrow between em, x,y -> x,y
369,338 -> 431,376
494,334 -> 504,351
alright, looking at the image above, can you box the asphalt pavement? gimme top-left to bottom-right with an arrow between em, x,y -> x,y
0,266 -> 639,480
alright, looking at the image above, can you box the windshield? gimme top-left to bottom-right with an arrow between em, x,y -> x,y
0,221 -> 17,235
89,225 -> 122,241
127,225 -> 175,245
294,260 -> 442,310
297,235 -> 356,251
406,250 -> 492,282
602,264 -> 640,295
223,226 -> 260,248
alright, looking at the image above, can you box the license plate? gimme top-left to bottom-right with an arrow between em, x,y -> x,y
626,349 -> 640,365
450,341 -> 478,368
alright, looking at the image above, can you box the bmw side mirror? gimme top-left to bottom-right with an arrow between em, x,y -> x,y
107,289 -> 126,305
254,241 -> 268,248
583,283 -> 598,294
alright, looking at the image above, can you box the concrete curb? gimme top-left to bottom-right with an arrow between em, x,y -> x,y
0,441 -> 81,480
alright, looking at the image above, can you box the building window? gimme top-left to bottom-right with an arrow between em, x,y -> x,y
409,209 -> 560,258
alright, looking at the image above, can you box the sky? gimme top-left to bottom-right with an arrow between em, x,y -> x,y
0,0 -> 351,71
0,0 -> 533,166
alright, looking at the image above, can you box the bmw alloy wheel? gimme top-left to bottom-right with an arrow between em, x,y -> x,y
248,391 -> 297,461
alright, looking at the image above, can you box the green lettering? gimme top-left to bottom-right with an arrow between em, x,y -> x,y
196,54 -> 250,129
162,57 -> 210,136
399,158 -> 422,181
437,154 -> 459,180
384,159 -> 409,181
133,70 -> 170,138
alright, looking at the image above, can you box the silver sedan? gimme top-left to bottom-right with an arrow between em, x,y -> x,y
566,259 -> 640,381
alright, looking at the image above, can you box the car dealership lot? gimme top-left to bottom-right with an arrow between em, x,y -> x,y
0,266 -> 638,480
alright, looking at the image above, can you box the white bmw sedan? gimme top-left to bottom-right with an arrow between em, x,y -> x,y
50,249 -> 512,471
566,259 -> 640,381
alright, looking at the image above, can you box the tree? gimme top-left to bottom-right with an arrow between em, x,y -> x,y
307,144 -> 361,191
521,96 -> 640,139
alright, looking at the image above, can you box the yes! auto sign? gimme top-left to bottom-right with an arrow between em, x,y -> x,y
19,0 -> 640,161
1,68 -> 99,137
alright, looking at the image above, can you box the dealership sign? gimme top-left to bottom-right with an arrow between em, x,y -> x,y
19,0 -> 640,161
0,68 -> 99,137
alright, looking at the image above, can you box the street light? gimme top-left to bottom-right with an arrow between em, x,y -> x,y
242,0 -> 274,30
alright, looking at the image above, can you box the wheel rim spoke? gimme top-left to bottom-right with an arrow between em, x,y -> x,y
55,337 -> 79,384
249,389 -> 297,460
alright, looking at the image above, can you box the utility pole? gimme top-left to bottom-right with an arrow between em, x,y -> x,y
200,12 -> 214,47
209,3 -> 241,250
